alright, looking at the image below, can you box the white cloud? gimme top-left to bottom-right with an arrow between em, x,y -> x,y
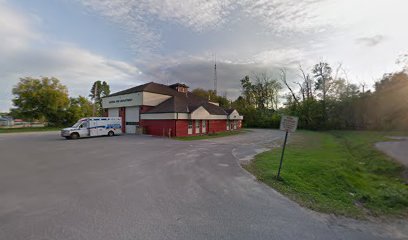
78,0 -> 236,53
0,1 -> 41,52
239,0 -> 331,34
0,2 -> 142,111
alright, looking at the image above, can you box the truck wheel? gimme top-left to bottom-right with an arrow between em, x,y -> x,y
108,131 -> 114,137
70,133 -> 79,139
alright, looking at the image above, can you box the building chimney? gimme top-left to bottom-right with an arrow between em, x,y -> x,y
169,83 -> 189,93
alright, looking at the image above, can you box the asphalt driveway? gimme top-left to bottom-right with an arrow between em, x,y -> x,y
0,129 -> 406,240
376,138 -> 408,167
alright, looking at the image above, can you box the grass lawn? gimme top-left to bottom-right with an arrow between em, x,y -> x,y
243,130 -> 408,218
0,127 -> 60,134
174,129 -> 249,141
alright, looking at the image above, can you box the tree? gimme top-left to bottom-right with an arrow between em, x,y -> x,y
65,96 -> 94,125
89,81 -> 110,116
312,62 -> 333,124
11,77 -> 69,124
313,62 -> 333,100
191,88 -> 230,108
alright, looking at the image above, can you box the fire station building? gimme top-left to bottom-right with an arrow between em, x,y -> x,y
101,82 -> 243,137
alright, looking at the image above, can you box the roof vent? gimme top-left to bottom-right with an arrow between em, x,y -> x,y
169,83 -> 189,93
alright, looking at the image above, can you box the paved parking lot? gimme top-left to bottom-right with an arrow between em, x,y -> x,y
0,130 -> 406,240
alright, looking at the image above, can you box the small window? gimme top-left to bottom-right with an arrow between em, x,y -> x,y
195,120 -> 200,128
80,121 -> 88,128
202,120 -> 206,127
188,120 -> 193,129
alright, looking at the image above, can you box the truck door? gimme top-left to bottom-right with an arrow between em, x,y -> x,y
89,120 -> 98,136
78,120 -> 90,137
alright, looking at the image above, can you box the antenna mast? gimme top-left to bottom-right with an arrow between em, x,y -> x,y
213,53 -> 217,95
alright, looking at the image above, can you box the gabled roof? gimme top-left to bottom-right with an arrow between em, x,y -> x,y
225,109 -> 237,115
145,91 -> 227,115
106,81 -> 235,116
106,82 -> 179,97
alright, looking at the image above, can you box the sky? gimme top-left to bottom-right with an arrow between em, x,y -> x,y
0,0 -> 407,112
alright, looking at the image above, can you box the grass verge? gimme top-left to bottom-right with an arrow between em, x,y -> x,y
174,129 -> 249,141
0,127 -> 60,134
243,130 -> 408,218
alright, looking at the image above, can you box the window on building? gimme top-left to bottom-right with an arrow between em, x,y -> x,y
188,120 -> 193,129
202,120 -> 206,128
195,120 -> 200,128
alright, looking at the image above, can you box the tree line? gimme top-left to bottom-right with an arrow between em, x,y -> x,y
10,77 -> 110,126
231,62 -> 408,131
8,61 -> 408,130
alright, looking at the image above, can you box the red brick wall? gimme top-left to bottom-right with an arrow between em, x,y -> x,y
119,107 -> 126,133
208,120 -> 227,134
175,120 -> 189,137
141,120 -> 176,137
140,119 -> 231,137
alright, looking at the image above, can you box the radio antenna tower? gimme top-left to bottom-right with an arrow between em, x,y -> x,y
213,53 -> 217,95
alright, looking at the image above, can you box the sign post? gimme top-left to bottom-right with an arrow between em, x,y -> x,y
277,115 -> 298,179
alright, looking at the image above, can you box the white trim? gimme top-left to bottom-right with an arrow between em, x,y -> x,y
190,106 -> 227,120
177,113 -> 189,119
141,113 -> 177,120
228,110 -> 244,120
141,111 -> 227,120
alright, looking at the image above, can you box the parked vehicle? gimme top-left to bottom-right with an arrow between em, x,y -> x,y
61,117 -> 122,139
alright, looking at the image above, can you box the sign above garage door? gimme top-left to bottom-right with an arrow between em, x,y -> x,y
102,93 -> 142,108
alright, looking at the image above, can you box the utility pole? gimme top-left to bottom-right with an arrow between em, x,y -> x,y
93,82 -> 98,116
213,53 -> 217,95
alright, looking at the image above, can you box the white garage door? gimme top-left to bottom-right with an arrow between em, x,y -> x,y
125,107 -> 139,134
108,108 -> 119,117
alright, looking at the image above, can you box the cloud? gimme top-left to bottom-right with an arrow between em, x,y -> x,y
239,0 -> 330,34
355,35 -> 386,47
0,2 -> 143,111
77,0 -> 332,54
0,1 -> 41,52
78,0 -> 235,54
138,52 -> 302,100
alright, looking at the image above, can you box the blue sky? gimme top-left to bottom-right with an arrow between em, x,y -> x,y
0,0 -> 407,111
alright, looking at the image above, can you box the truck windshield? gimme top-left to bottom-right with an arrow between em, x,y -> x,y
72,121 -> 84,128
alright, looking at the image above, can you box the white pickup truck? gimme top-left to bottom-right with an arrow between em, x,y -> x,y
61,117 -> 122,139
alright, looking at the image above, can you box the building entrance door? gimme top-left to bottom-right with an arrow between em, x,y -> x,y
125,107 -> 139,134
202,120 -> 206,133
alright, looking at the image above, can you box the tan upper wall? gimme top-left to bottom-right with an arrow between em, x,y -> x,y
102,91 -> 171,109
102,93 -> 142,108
142,92 -> 172,106
190,106 -> 227,120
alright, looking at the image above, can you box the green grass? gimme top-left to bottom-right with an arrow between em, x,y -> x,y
243,130 -> 408,218
0,127 -> 60,134
174,129 -> 249,141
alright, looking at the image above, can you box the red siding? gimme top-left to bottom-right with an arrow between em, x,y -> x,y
175,120 -> 189,137
140,119 -> 236,137
119,107 -> 126,133
208,120 -> 227,134
141,120 -> 176,137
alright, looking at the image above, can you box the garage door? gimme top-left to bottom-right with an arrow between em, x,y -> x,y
108,108 -> 119,117
125,107 -> 139,134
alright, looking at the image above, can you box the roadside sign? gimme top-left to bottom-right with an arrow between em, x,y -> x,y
277,115 -> 298,179
280,115 -> 298,133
